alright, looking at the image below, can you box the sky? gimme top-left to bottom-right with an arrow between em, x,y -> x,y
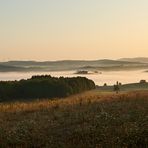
0,0 -> 148,61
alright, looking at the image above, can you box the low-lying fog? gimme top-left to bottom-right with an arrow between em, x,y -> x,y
0,70 -> 148,86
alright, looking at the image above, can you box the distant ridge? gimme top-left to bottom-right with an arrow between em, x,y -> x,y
119,57 -> 148,63
0,59 -> 148,72
0,64 -> 24,72
0,59 -> 142,66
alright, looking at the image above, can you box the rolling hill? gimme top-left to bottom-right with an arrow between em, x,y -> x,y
0,59 -> 148,72
119,57 -> 148,63
0,64 -> 25,72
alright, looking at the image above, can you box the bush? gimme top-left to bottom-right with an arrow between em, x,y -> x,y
139,80 -> 147,84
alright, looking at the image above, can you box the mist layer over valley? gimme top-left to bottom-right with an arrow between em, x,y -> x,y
1,58 -> 148,86
1,58 -> 148,72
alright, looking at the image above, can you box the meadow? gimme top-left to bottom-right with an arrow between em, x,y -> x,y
0,90 -> 147,147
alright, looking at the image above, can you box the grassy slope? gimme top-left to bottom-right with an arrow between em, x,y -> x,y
0,90 -> 148,147
99,82 -> 148,92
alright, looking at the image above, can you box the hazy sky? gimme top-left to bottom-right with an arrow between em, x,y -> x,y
0,0 -> 148,61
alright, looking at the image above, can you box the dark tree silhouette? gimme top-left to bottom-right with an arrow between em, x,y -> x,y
114,81 -> 120,94
0,75 -> 95,101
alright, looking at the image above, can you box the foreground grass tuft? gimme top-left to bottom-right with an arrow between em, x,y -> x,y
0,90 -> 148,147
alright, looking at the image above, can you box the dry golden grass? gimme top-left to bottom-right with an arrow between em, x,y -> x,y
0,90 -> 148,147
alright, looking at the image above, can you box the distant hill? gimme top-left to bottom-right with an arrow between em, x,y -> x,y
0,64 -> 25,72
119,57 -> 148,63
0,64 -> 47,72
0,59 -> 148,72
0,59 -> 143,67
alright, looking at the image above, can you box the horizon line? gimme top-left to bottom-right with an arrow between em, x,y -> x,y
0,57 -> 147,62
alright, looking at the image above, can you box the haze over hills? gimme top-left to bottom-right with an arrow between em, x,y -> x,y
0,64 -> 25,72
0,58 -> 148,72
0,59 -> 141,66
119,57 -> 148,63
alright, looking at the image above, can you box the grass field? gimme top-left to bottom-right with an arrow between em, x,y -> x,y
0,90 -> 148,147
98,82 -> 148,92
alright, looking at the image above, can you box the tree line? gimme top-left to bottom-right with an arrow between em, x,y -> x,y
0,75 -> 95,101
